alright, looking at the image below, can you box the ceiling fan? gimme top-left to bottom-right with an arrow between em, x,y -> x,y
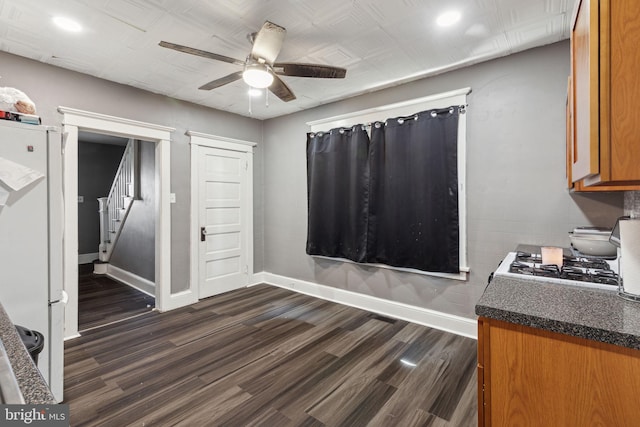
159,21 -> 347,102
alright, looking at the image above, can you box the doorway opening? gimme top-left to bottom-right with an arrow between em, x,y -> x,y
76,132 -> 156,332
59,107 -> 174,339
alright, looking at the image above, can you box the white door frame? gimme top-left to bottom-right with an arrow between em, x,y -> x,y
58,107 -> 175,339
188,131 -> 256,301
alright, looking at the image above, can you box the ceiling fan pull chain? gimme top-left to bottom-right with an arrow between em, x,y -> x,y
249,92 -> 253,115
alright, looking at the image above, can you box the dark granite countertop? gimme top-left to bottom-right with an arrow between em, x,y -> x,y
476,275 -> 640,350
0,304 -> 56,404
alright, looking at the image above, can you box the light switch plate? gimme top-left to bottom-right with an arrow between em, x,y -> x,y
77,196 -> 84,203
170,193 -> 176,203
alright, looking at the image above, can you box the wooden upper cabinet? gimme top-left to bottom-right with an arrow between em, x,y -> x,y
571,0 -> 599,182
566,77 -> 574,190
568,0 -> 640,190
608,0 -> 640,181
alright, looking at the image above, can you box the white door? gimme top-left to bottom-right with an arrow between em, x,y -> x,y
198,146 -> 250,298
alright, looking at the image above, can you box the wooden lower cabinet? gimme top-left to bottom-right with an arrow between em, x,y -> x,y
477,317 -> 640,426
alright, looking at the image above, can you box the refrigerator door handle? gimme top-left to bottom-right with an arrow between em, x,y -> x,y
49,289 -> 68,306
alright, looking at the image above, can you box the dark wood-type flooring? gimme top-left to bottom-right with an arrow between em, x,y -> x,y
78,264 -> 155,331
65,284 -> 477,426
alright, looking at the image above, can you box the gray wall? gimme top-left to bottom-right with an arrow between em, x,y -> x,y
262,40 -> 624,319
0,51 -> 264,293
77,141 -> 126,256
110,140 -> 156,281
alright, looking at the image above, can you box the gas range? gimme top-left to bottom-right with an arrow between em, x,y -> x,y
493,251 -> 620,291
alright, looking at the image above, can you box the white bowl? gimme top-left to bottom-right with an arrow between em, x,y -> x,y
568,232 -> 617,257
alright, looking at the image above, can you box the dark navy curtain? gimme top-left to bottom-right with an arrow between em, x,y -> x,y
367,108 -> 460,273
306,126 -> 370,262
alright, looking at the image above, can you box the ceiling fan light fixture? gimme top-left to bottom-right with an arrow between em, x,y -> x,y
242,65 -> 273,88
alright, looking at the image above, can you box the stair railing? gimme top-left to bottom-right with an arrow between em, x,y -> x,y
98,139 -> 138,262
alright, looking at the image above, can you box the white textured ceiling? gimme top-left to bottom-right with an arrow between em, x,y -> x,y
0,0 -> 574,120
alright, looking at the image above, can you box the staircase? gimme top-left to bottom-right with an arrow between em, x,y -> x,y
97,139 -> 138,263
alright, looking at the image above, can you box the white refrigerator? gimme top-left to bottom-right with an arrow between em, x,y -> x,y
0,119 -> 65,402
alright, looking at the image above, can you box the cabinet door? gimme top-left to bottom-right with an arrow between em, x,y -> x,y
566,77 -> 573,189
571,0 -> 600,182
568,0 -> 640,190
484,319 -> 640,427
477,318 -> 490,427
608,0 -> 640,182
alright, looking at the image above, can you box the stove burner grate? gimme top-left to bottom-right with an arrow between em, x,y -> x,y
510,252 -> 619,287
515,251 -> 611,270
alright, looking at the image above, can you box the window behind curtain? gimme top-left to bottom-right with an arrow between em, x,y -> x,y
306,126 -> 370,262
306,88 -> 469,279
366,109 -> 460,273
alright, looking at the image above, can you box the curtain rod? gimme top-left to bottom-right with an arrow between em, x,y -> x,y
306,87 -> 471,128
310,104 -> 467,135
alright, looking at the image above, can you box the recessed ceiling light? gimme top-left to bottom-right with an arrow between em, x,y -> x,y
248,88 -> 263,97
52,16 -> 82,32
436,10 -> 461,27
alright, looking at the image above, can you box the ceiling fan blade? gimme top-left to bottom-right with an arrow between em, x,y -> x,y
159,41 -> 245,66
250,21 -> 286,64
198,71 -> 243,90
273,63 -> 346,79
269,74 -> 296,102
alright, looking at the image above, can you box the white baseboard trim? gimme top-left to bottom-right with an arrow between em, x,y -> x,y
107,264 -> 155,297
78,253 -> 99,264
260,272 -> 477,339
64,333 -> 82,341
250,272 -> 266,285
157,289 -> 198,312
